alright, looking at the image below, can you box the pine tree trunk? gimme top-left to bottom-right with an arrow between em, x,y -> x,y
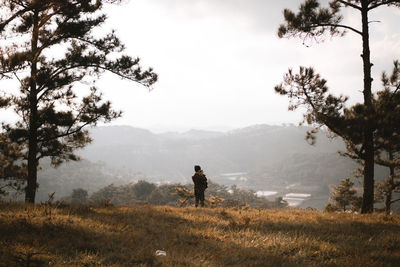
360,0 -> 375,214
25,11 -> 39,204
385,186 -> 393,215
26,118 -> 38,203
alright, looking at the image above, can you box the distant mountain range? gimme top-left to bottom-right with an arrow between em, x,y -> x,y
35,124 -> 389,208
80,124 -> 349,178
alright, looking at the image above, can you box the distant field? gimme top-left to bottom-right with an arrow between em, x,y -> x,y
1,202 -> 399,266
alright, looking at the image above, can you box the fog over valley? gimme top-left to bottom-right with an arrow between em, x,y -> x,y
34,124 -> 390,209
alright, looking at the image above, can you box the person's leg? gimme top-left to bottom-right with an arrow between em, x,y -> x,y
194,190 -> 199,207
200,190 -> 205,207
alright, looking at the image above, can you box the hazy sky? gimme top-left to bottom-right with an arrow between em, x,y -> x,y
4,1 -> 399,133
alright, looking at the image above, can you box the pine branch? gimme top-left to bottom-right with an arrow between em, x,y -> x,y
65,108 -> 85,135
39,62 -> 154,96
0,6 -> 32,32
341,150 -> 364,161
39,14 -> 54,28
314,23 -> 362,36
337,0 -> 362,11
0,65 -> 29,77
36,119 -> 95,158
368,0 -> 400,10
13,72 -> 23,86
374,157 -> 400,168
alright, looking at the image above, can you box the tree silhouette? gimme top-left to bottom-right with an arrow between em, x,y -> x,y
0,0 -> 157,203
372,63 -> 400,214
331,178 -> 357,211
276,0 -> 400,213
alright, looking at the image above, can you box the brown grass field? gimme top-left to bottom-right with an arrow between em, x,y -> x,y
0,202 -> 399,266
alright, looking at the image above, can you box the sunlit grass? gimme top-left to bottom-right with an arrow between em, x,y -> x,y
1,202 -> 399,266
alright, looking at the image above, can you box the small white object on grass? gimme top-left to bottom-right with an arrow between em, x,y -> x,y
155,250 -> 167,256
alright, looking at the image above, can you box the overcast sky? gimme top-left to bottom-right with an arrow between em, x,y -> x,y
17,1 -> 400,133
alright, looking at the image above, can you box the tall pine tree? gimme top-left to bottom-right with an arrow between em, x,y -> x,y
0,0 -> 157,203
276,0 -> 400,213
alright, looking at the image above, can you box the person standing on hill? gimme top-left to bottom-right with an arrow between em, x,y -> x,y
192,165 -> 208,207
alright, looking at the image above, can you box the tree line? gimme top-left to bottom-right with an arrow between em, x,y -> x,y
61,180 -> 288,209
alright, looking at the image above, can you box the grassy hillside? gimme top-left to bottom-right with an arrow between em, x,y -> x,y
1,202 -> 399,266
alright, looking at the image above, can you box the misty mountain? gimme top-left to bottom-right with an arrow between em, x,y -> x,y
80,124 -> 350,180
34,124 -> 389,208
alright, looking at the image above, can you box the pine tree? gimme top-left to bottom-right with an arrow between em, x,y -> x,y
0,0 -> 157,203
276,0 -> 400,213
338,61 -> 400,214
374,62 -> 400,214
275,62 -> 400,214
375,175 -> 400,214
331,178 -> 357,211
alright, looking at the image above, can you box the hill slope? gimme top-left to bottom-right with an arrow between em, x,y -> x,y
1,203 -> 399,266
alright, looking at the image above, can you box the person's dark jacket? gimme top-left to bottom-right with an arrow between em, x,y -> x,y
192,173 -> 208,192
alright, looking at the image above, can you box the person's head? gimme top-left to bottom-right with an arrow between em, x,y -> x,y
194,165 -> 201,173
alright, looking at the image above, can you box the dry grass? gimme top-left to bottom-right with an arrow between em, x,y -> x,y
1,202 -> 400,266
